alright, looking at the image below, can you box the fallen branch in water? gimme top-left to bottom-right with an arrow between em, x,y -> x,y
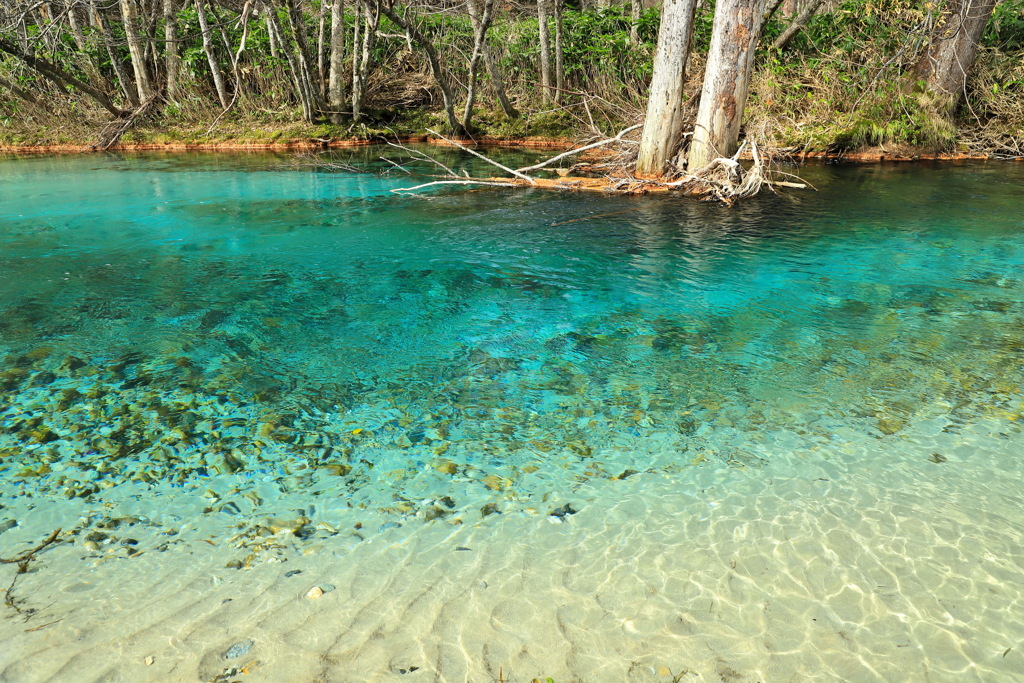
426,129 -> 537,185
514,123 -> 643,174
2,528 -> 61,616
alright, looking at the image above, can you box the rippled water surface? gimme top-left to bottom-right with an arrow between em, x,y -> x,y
1,151 -> 1023,680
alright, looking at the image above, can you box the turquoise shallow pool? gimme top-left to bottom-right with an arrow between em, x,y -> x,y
1,154 -> 1023,498
1,151 -> 1024,681
2,154 -> 1023,487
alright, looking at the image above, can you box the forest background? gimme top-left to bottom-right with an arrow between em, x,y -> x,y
1,0 -> 1022,158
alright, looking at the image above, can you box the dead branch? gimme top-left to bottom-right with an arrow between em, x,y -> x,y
426,129 -> 537,185
2,528 -> 61,616
392,179 -> 517,193
515,123 -> 643,174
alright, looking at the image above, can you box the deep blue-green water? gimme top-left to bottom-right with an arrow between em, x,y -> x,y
1,151 -> 1023,507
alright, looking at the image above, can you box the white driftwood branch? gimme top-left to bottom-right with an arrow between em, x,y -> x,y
391,179 -> 516,193
515,123 -> 643,174
426,129 -> 537,185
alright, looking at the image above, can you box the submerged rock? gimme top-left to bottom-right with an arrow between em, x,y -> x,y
223,639 -> 254,659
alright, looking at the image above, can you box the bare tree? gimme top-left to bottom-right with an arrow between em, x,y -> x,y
635,0 -> 699,177
687,0 -> 768,171
328,0 -> 346,123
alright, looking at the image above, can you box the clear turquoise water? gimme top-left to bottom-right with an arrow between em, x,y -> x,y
1,152 -> 1023,509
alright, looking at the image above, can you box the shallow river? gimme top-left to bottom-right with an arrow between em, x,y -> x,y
0,151 -> 1022,681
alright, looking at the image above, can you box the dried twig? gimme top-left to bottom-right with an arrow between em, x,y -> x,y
426,129 -> 537,185
515,124 -> 643,174
2,528 -> 61,615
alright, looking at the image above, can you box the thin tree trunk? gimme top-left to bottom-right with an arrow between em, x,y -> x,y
120,0 -> 153,101
463,0 -> 495,130
267,14 -> 280,57
317,0 -> 328,100
771,0 -> 823,50
380,3 -> 465,134
630,0 -> 642,45
351,0 -> 378,124
483,43 -> 518,118
91,0 -> 138,106
553,0 -> 564,102
196,0 -> 231,108
687,0 -> 767,171
537,0 -> 553,104
635,0 -> 699,177
67,2 -> 109,89
286,0 -> 325,117
164,0 -> 181,102
351,0 -> 363,121
263,0 -> 314,121
329,0 -> 346,123
910,0 -> 997,114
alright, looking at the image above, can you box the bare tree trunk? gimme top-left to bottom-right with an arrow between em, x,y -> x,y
89,0 -> 137,106
67,2 -> 109,89
553,0 -> 565,103
537,0 -> 553,104
328,0 -> 346,123
317,0 -> 328,101
910,0 -> 997,114
164,0 -> 181,102
120,0 -> 152,101
286,0 -> 325,116
687,0 -> 767,171
267,13 -> 280,57
351,0 -> 378,124
635,0 -> 699,177
483,43 -> 518,118
630,0 -> 642,45
351,0 -> 363,120
196,0 -> 231,107
463,0 -> 495,130
771,0 -> 823,50
380,3 -> 465,134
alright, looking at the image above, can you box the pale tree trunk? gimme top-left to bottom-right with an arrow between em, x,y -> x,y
285,0 -> 324,116
267,14 -> 280,57
351,0 -> 362,120
328,0 -> 346,123
380,3 -> 465,134
537,0 -> 552,104
317,0 -> 327,100
687,0 -> 767,171
553,0 -> 564,102
120,0 -> 152,101
351,0 -> 379,124
635,0 -> 699,177
483,43 -> 518,118
911,0 -> 997,115
163,0 -> 181,102
463,0 -> 495,130
91,0 -> 138,106
467,0 -> 517,119
630,0 -> 642,45
771,0 -> 823,50
196,0 -> 231,107
67,2 -> 109,89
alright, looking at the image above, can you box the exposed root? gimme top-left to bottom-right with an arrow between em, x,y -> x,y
91,94 -> 163,151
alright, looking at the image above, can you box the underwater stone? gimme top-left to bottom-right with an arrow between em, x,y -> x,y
877,416 -> 905,435
223,639 -> 254,659
480,503 -> 500,517
306,586 -> 324,599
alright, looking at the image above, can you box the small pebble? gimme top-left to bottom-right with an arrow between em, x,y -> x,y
306,586 -> 324,599
0,520 -> 17,535
144,656 -> 155,666
223,639 -> 254,659
284,569 -> 302,578
378,521 -> 401,532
